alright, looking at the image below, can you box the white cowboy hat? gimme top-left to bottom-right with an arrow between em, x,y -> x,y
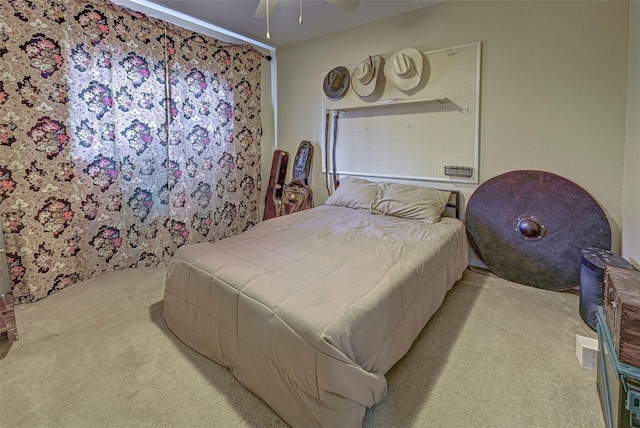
351,55 -> 382,97
384,48 -> 424,91
323,66 -> 350,99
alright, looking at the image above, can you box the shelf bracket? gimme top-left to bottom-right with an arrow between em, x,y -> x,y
436,98 -> 449,109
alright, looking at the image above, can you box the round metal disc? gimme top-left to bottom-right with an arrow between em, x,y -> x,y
466,170 -> 611,290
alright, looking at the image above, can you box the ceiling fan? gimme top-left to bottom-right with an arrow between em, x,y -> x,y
255,0 -> 360,39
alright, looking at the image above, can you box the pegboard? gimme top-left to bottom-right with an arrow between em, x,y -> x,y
322,42 -> 480,184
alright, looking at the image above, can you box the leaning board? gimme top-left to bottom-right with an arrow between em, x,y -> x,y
322,42 -> 480,184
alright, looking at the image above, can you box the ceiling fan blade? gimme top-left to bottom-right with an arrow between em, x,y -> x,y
326,0 -> 360,13
254,0 -> 278,19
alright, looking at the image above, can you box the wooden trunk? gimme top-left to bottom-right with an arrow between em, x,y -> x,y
0,292 -> 18,343
597,307 -> 640,428
604,266 -> 640,368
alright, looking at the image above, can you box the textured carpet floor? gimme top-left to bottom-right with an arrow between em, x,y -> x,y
0,267 -> 604,427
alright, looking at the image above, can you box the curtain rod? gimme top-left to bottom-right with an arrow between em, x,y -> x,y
106,0 -> 272,61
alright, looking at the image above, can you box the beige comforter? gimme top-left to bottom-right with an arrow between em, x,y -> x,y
164,205 -> 468,427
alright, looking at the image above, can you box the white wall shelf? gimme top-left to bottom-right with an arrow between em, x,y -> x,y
330,97 -> 452,114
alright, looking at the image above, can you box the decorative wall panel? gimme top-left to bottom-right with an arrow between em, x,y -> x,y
322,42 -> 480,184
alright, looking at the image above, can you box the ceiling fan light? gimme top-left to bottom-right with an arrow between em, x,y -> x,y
255,0 -> 277,19
255,0 -> 359,40
326,0 -> 360,13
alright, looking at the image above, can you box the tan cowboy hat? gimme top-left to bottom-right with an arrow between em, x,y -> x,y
323,66 -> 350,99
351,55 -> 382,97
384,48 -> 424,91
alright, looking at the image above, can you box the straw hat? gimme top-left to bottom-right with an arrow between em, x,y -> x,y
384,48 -> 423,91
351,55 -> 382,97
323,66 -> 350,99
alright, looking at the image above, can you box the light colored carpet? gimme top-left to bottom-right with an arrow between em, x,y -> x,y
0,267 -> 604,428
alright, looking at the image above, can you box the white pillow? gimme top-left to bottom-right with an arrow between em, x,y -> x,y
370,182 -> 451,223
325,176 -> 379,210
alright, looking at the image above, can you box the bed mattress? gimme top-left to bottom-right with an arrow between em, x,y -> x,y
163,205 -> 468,427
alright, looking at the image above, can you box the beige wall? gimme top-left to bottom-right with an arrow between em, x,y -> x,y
622,0 -> 640,268
276,1 -> 630,253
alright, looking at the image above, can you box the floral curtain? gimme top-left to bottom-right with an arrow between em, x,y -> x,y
0,0 -> 263,303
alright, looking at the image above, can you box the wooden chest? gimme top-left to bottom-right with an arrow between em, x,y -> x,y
597,307 -> 640,428
0,292 -> 18,343
604,266 -> 640,368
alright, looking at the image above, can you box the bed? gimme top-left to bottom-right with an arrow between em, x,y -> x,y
163,178 -> 469,427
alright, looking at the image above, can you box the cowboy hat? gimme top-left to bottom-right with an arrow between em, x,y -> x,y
323,66 -> 350,99
384,48 -> 423,91
351,55 -> 382,97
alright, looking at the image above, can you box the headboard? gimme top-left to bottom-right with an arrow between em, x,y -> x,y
444,190 -> 461,220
